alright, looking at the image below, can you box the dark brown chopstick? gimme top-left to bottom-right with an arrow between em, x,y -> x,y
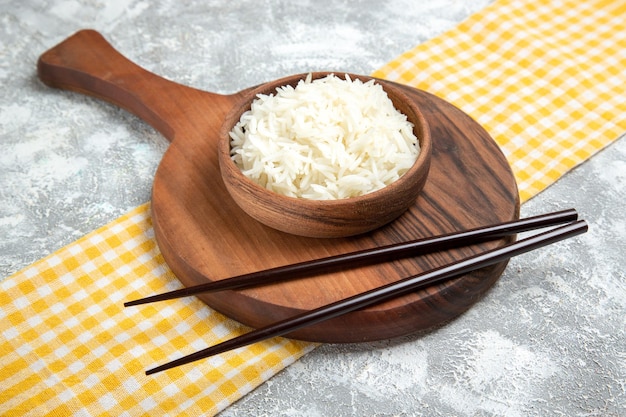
125,209 -> 578,307
145,219 -> 587,375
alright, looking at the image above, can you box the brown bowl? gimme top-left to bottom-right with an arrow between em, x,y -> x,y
218,72 -> 432,238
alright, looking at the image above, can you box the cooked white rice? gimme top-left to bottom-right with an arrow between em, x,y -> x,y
229,73 -> 420,200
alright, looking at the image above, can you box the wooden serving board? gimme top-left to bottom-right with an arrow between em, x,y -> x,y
38,30 -> 520,343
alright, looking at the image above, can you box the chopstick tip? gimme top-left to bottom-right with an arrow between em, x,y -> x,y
145,366 -> 162,375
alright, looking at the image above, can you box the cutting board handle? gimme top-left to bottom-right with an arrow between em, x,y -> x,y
37,29 -> 224,142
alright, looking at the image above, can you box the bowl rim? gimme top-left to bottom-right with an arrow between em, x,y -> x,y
218,71 -> 432,208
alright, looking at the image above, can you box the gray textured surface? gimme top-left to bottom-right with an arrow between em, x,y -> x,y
1,1 -> 624,416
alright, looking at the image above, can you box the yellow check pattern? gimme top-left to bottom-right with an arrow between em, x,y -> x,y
373,0 -> 626,203
0,205 -> 315,416
2,0 -> 625,415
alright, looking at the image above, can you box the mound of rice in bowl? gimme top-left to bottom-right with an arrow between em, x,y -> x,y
229,73 -> 420,200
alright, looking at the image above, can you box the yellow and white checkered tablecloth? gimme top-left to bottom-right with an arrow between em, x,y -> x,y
1,206 -> 315,416
2,0 -> 625,415
373,0 -> 626,202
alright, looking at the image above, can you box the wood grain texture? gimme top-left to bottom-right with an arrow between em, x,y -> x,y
38,29 -> 520,343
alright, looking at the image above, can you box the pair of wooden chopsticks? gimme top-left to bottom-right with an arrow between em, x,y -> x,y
125,209 -> 587,375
